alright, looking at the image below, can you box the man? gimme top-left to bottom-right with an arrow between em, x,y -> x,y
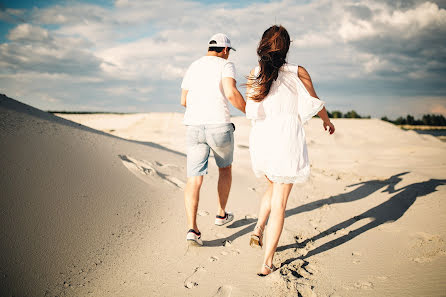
181,33 -> 246,246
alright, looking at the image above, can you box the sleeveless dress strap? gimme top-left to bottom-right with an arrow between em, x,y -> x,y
284,64 -> 299,75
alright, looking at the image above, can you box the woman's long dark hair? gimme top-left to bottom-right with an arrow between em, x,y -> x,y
248,25 -> 290,102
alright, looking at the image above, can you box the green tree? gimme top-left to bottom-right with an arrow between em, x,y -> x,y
432,114 -> 446,126
422,114 -> 432,125
331,110 -> 343,118
394,117 -> 406,125
344,110 -> 361,118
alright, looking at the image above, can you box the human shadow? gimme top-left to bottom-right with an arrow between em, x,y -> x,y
280,179 -> 446,266
228,172 -> 408,230
0,94 -> 186,157
284,172 -> 408,218
204,172 -> 409,247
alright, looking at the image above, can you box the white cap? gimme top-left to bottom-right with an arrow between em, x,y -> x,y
208,33 -> 236,51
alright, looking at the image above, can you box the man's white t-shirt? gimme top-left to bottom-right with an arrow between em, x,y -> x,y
181,56 -> 236,125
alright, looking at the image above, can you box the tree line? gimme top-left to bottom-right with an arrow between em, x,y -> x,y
324,110 -> 446,126
381,114 -> 446,126
326,110 -> 370,119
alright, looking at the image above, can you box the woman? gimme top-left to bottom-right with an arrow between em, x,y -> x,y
246,25 -> 335,276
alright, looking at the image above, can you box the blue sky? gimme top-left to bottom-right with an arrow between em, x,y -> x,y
0,0 -> 445,118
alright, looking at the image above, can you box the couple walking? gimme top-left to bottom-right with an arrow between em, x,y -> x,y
180,25 -> 335,276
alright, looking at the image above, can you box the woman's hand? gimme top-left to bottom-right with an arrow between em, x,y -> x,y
323,120 -> 335,134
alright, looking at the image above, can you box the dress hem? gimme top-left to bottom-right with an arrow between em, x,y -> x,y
253,166 -> 311,184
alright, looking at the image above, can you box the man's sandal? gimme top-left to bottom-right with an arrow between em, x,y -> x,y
257,263 -> 277,277
249,226 -> 264,248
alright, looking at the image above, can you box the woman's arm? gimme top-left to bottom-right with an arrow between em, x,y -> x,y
298,66 -> 335,134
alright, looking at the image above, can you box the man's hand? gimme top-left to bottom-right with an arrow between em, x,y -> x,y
323,120 -> 335,134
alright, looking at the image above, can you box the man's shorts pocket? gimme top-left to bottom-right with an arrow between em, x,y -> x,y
211,129 -> 233,147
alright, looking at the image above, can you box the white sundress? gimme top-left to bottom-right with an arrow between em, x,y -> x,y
246,64 -> 325,184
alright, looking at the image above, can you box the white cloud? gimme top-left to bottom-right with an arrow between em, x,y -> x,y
292,33 -> 334,48
31,3 -> 110,25
1,23 -> 102,76
339,1 -> 446,42
7,24 -> 50,42
0,0 -> 444,117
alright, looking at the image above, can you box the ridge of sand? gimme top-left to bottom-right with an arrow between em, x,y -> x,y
1,94 -> 445,296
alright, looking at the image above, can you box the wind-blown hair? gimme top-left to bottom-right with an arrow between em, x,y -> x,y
248,25 -> 290,102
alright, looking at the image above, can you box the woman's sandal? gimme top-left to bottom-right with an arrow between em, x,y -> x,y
257,263 -> 277,277
249,226 -> 264,248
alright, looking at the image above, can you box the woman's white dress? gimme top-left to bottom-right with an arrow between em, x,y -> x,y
246,64 -> 325,184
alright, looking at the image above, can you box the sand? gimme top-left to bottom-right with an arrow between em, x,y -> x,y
1,93 -> 445,296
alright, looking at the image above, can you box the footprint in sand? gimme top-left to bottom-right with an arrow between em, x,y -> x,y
119,155 -> 185,189
230,249 -> 240,256
295,284 -> 317,297
352,251 -> 361,264
335,228 -> 349,236
245,214 -> 257,220
309,218 -> 321,228
154,161 -> 178,168
321,204 -> 331,211
280,260 -> 312,280
223,240 -> 232,247
213,285 -> 233,297
412,257 -> 433,263
198,210 -> 209,216
184,266 -> 206,289
209,256 -> 219,262
410,232 -> 445,263
215,233 -> 225,238
354,281 -> 374,290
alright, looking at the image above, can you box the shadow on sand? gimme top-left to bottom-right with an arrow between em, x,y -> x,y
280,178 -> 446,266
203,172 -> 412,247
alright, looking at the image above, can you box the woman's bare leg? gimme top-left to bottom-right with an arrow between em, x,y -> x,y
253,177 -> 273,237
260,182 -> 293,274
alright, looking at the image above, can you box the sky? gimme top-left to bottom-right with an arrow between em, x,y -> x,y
0,0 -> 445,119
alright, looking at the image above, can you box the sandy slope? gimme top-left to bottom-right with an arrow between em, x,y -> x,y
1,94 -> 445,296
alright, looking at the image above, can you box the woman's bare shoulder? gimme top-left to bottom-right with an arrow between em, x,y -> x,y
297,65 -> 311,81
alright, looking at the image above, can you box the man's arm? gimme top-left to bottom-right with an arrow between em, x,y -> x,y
181,89 -> 188,107
222,77 -> 246,113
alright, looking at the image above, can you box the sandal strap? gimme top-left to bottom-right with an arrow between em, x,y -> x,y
254,225 -> 264,234
263,263 -> 274,272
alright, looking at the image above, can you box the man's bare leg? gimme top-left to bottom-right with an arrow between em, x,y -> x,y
217,165 -> 232,217
184,176 -> 204,232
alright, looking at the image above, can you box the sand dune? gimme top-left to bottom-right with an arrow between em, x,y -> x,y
1,94 -> 445,296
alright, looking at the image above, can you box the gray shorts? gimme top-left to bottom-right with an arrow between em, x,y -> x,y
186,123 -> 235,177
